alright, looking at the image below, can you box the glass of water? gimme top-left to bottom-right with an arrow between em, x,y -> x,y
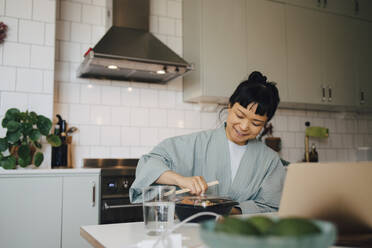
142,185 -> 176,236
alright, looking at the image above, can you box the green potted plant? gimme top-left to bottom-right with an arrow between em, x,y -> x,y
0,108 -> 61,169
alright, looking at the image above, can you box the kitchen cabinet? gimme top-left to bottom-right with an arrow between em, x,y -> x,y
285,0 -> 356,16
246,0 -> 288,101
285,6 -> 324,105
354,0 -> 372,22
354,19 -> 372,110
0,177 -> 63,248
183,0 -> 247,103
62,175 -> 99,248
0,170 -> 100,248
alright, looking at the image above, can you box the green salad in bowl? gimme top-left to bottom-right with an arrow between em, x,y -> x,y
200,216 -> 337,248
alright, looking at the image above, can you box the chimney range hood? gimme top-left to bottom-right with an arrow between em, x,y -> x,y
77,0 -> 192,84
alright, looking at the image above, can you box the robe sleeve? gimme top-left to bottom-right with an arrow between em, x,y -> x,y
238,157 -> 286,214
129,135 -> 198,203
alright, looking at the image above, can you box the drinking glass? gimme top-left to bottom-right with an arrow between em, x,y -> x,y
142,185 -> 176,236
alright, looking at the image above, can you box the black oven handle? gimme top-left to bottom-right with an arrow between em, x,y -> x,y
103,202 -> 142,210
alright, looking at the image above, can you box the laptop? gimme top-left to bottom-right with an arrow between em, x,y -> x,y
278,162 -> 372,246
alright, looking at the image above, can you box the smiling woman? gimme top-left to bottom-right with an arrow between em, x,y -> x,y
130,71 -> 286,215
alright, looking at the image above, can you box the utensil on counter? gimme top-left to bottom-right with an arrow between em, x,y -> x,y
164,180 -> 219,196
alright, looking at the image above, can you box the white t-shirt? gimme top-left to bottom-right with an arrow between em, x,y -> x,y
228,140 -> 248,181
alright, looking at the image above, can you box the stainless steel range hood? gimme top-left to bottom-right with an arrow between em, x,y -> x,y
77,0 -> 192,83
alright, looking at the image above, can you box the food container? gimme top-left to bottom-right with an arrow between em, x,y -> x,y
200,218 -> 337,248
175,196 -> 239,223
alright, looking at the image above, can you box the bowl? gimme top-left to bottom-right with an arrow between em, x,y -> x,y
175,196 -> 239,223
200,218 -> 337,248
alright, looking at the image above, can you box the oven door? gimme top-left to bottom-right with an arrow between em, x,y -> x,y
101,198 -> 143,224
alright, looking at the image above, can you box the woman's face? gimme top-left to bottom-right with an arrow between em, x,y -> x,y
226,102 -> 268,145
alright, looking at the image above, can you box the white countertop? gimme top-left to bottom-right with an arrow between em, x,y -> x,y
0,167 -> 100,176
80,221 -> 346,248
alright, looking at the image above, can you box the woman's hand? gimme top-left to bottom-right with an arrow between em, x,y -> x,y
156,171 -> 208,195
230,207 -> 242,215
176,176 -> 208,195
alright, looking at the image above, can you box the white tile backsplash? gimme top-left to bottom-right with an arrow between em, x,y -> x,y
82,4 -> 102,25
151,0 -> 167,16
5,0 -> 32,19
71,23 -> 91,43
80,84 -> 101,104
58,82 -> 80,103
59,41 -> 81,62
3,42 -> 30,67
19,20 -> 45,45
28,94 -> 53,117
0,0 -> 4,15
79,125 -> 100,145
90,105 -> 111,125
158,17 -> 176,36
101,126 -> 120,146
61,1 -> 81,22
121,127 -> 140,146
140,127 -> 158,146
111,106 -> 131,126
140,88 -> 158,108
30,45 -> 54,69
0,92 -> 29,113
130,107 -> 149,127
33,0 -> 56,23
56,21 -> 71,41
45,23 -> 56,46
16,68 -> 43,93
1,17 -> 18,42
102,86 -> 121,106
149,108 -> 167,127
0,66 -> 16,91
167,1 -> 181,19
69,104 -> 90,124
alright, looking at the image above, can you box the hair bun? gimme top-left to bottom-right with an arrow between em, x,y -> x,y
248,71 -> 267,84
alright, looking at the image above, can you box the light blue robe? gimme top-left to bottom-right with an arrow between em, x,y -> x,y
129,125 -> 286,214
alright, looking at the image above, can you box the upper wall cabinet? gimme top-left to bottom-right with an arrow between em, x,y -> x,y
183,0 -> 247,103
246,0 -> 288,101
354,19 -> 372,110
183,0 -> 372,111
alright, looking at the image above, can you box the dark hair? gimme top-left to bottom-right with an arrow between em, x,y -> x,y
228,71 -> 280,121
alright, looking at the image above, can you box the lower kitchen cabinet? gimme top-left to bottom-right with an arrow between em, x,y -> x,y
62,175 -> 99,248
0,177 -> 63,248
0,171 -> 100,248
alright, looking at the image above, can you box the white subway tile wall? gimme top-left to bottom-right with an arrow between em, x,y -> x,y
0,0 -> 56,168
1,0 -> 371,169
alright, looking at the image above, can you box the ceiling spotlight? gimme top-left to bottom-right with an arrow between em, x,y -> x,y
107,65 -> 118,70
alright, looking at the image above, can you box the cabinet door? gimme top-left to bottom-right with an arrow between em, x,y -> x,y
322,13 -> 355,106
285,0 -> 322,9
286,6 -> 324,104
0,176 -> 62,248
62,175 -> 100,248
246,0 -> 288,100
355,0 -> 372,22
202,0 -> 247,100
354,19 -> 372,110
325,0 -> 355,16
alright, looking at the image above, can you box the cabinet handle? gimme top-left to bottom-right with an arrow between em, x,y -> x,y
323,0 -> 327,8
322,86 -> 326,102
355,0 -> 359,15
328,86 -> 332,102
360,91 -> 365,105
92,181 -> 96,207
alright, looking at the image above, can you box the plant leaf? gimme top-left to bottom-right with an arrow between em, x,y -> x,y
1,118 -> 8,128
7,130 -> 22,144
29,112 -> 38,124
22,122 -> 33,136
34,152 -> 44,167
6,120 -> 21,132
37,115 -> 52,136
0,156 -> 16,169
47,134 -> 62,147
18,155 -> 32,167
0,138 -> 8,152
18,145 -> 30,160
5,108 -> 20,121
33,141 -> 42,149
30,129 -> 41,141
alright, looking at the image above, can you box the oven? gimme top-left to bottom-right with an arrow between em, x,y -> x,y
84,159 -> 143,224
